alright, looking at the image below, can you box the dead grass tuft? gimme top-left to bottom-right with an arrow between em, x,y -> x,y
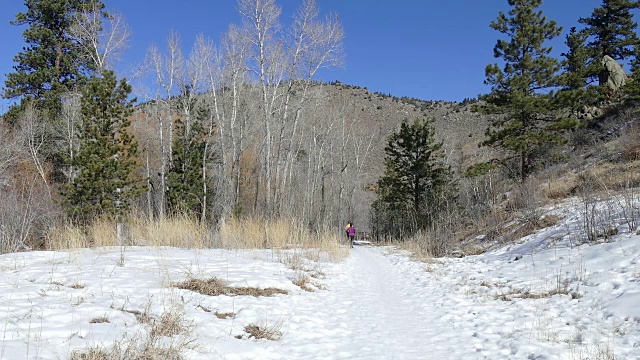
150,307 -> 186,337
291,272 -> 314,292
117,306 -> 153,324
70,341 -> 184,360
462,244 -> 485,256
174,277 -> 288,297
242,323 -> 283,341
68,282 -> 85,289
494,287 -> 582,301
89,315 -> 109,324
215,311 -> 236,319
542,172 -> 580,200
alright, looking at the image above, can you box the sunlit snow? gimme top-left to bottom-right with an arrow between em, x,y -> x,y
0,197 -> 638,359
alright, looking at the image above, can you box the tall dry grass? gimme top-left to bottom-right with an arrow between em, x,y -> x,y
46,215 -> 347,261
219,217 -> 348,261
47,215 -> 208,250
129,215 -> 208,248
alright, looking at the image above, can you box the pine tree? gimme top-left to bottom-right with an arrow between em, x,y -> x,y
561,27 -> 593,90
473,0 -> 571,181
557,27 -> 602,116
3,0 -> 105,122
167,104 -> 211,218
62,71 -> 143,223
373,118 -> 453,237
579,0 -> 640,84
623,43 -> 640,99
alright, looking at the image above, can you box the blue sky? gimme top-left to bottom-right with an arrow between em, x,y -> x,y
0,0 -> 621,112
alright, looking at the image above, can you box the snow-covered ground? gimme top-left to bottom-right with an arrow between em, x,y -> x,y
0,198 -> 638,359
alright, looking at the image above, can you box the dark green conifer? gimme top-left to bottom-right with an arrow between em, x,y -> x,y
373,118 -> 453,237
579,0 -> 640,84
473,0 -> 573,180
557,27 -> 602,117
167,100 -> 211,218
3,0 -> 105,122
62,71 -> 143,223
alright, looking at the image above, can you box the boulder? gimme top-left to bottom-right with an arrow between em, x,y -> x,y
601,55 -> 628,90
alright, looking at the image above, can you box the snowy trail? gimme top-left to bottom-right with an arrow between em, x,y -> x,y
1,226 -> 638,359
273,247 -> 459,360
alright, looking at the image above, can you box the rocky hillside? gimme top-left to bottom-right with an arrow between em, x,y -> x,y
303,81 -> 494,186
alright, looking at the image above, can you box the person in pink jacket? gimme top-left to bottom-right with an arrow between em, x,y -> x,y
346,223 -> 356,248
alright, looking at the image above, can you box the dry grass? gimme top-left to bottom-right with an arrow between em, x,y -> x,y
541,159 -> 640,200
68,282 -> 85,289
89,315 -> 109,324
568,341 -> 616,360
70,337 -> 185,360
129,215 -> 208,248
46,224 -> 88,250
494,287 -> 582,301
149,306 -> 187,337
46,216 -> 347,262
219,217 -> 292,249
241,322 -> 283,341
542,171 -> 581,200
215,311 -> 236,319
395,240 -> 435,262
47,215 -> 208,250
174,277 -> 288,297
291,271 -> 314,292
76,299 -> 192,359
219,218 -> 348,261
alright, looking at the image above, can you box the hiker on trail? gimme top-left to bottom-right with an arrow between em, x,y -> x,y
346,223 -> 356,248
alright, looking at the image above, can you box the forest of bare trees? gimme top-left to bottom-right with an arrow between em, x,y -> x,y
133,0 -> 380,229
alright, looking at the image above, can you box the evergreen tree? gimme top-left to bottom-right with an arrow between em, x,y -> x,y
373,118 -> 453,237
579,0 -> 640,84
623,43 -> 640,99
561,27 -> 593,90
473,0 -> 572,181
167,103 -> 211,218
3,0 -> 105,122
557,27 -> 602,116
62,71 -> 143,223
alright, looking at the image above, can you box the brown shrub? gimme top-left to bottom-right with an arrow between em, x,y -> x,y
242,323 -> 283,341
174,277 -> 288,297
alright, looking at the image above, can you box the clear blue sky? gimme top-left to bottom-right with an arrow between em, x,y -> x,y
0,0 -> 621,112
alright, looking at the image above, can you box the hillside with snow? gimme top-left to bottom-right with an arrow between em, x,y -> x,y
0,196 -> 638,360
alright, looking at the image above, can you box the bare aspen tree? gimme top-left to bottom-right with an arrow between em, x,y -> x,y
0,125 -> 24,180
300,104 -> 336,227
216,25 -> 251,212
69,5 -> 131,73
58,93 -> 81,184
204,36 -> 231,215
146,31 -> 184,218
146,44 -> 167,219
186,34 -> 216,222
236,0 -> 344,217
278,0 -> 344,215
21,106 -> 51,199
239,0 -> 283,215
